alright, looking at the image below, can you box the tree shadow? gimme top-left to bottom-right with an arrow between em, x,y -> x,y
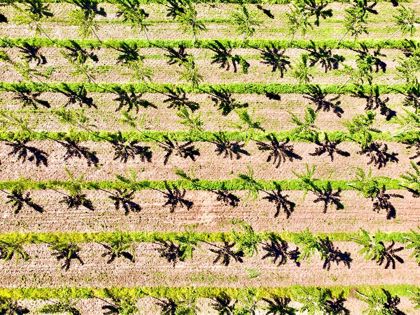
162,86 -> 199,111
18,42 -> 47,65
59,139 -> 99,167
12,90 -> 50,109
156,136 -> 199,165
261,237 -> 301,267
5,140 -> 48,167
210,132 -> 250,159
256,135 -> 302,168
262,183 -> 296,218
304,85 -> 343,117
372,187 -> 404,220
357,142 -> 399,169
206,87 -> 248,116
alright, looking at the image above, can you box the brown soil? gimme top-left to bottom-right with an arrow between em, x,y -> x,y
0,242 -> 418,289
0,91 -> 407,133
0,141 -> 413,182
0,189 -> 418,234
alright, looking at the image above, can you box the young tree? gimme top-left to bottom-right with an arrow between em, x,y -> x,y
0,297 -> 29,314
286,0 -> 332,42
208,41 -> 249,74
177,55 -> 203,89
352,229 -> 404,269
385,5 -> 420,42
113,0 -> 150,40
231,5 -> 261,41
290,54 -> 314,84
176,1 -> 206,43
289,106 -> 319,140
256,134 -> 302,168
98,231 -> 135,263
36,296 -> 82,315
57,168 -> 95,211
356,289 -> 405,315
48,241 -> 84,270
404,227 -> 420,266
0,235 -> 30,265
231,221 -> 261,257
99,289 -> 141,315
67,0 -> 106,41
236,166 -> 263,201
176,106 -> 204,137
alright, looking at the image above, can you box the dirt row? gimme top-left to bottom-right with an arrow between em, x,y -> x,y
0,19 -> 412,41
0,189 -> 418,234
5,2 -> 416,23
12,296 -> 419,315
0,92 -> 407,133
0,48 -> 405,85
0,242 -> 418,289
0,141 -> 414,182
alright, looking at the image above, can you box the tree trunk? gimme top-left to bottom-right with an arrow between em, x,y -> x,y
384,27 -> 401,43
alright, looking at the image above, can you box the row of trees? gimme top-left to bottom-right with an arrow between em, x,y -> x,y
0,286 -> 418,315
0,0 -> 414,43
0,224 -> 419,273
0,154 -> 418,217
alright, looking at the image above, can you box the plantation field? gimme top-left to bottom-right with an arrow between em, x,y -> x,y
1,0 -> 420,313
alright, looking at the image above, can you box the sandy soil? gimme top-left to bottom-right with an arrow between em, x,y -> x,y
0,141 -> 413,182
0,242 -> 418,289
0,91 -> 407,133
0,189 -> 418,234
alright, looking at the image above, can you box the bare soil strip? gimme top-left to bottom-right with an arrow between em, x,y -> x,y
0,92 -> 406,133
0,242 -> 418,289
0,141 -> 412,182
0,189 -> 418,234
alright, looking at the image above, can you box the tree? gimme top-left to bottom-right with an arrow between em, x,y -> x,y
54,83 -> 95,109
303,85 -> 343,117
231,5 -> 261,41
352,229 -> 404,269
0,297 -> 29,314
176,106 -> 204,136
261,235 -> 300,266
161,86 -> 199,111
99,289 -> 140,315
236,166 -> 262,201
343,110 -> 379,151
210,132 -> 250,160
286,0 -> 332,42
293,228 -> 328,263
211,293 -> 237,314
67,0 -> 106,41
208,41 -> 249,73
256,134 -> 302,168
153,181 -> 193,212
350,168 -> 403,219
263,296 -> 296,315
292,163 -> 317,200
290,54 -> 313,84
48,241 -> 84,270
351,85 -> 395,121
12,89 -> 50,109
394,79 -> 420,113
12,0 -> 54,41
289,106 -> 319,140
298,288 -> 349,315
309,132 -> 350,161
5,140 -> 48,167
162,44 -> 189,66
107,132 -> 152,163
312,181 -> 344,213
385,5 -> 420,42
111,86 -> 155,112
174,229 -> 202,261
113,0 -> 150,40
153,135 -> 200,165
356,289 -> 406,315
255,44 -> 291,77
0,235 -> 30,264
57,168 -> 94,211
305,41 -> 345,73
206,87 -> 249,116
1,186 -> 43,214
177,55 -> 203,89
17,42 -> 46,66
99,231 -> 135,263
231,221 -> 261,257
36,297 -> 82,315
404,228 -> 420,265
176,0 -> 206,43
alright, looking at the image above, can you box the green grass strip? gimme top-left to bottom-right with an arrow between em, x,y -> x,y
0,37 -> 416,50
0,229 -> 413,244
0,285 -> 417,300
0,130 -> 416,143
0,177 -> 404,191
0,81 -> 409,95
